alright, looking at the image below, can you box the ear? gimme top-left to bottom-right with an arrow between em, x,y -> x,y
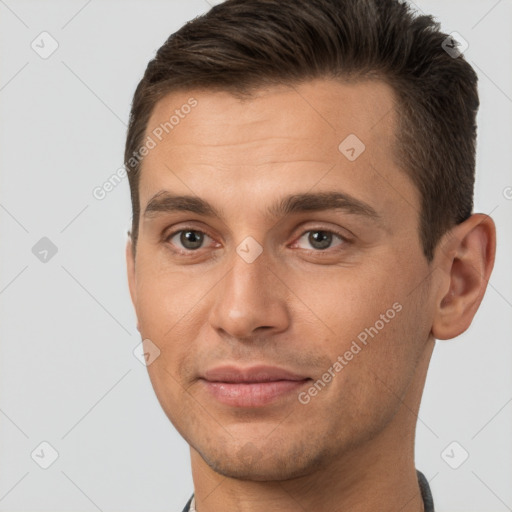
126,231 -> 140,333
431,213 -> 496,340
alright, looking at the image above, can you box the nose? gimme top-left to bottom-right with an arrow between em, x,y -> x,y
208,244 -> 291,341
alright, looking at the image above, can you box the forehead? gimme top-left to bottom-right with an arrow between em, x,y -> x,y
144,78 -> 397,163
137,78 -> 418,227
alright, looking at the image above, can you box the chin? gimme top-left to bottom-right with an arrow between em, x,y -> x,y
195,438 -> 328,482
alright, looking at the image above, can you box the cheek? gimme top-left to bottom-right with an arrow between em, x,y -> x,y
133,256 -> 214,383
134,253 -> 209,340
289,266 -> 403,345
292,266 -> 422,396
136,273 -> 204,429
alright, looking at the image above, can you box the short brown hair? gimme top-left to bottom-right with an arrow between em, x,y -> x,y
125,0 -> 479,262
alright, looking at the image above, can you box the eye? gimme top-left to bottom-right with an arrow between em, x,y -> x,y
164,227 -> 349,256
166,229 -> 214,252
294,229 -> 348,251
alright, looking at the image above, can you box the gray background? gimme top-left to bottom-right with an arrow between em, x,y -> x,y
0,0 -> 511,511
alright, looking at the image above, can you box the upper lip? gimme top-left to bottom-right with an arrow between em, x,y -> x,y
202,365 -> 310,383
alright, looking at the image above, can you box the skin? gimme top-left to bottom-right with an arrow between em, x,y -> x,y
126,78 -> 496,512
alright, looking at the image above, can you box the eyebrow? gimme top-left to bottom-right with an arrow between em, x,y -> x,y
143,190 -> 381,222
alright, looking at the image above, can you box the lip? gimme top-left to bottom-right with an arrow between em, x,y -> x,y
200,365 -> 311,407
202,364 -> 309,383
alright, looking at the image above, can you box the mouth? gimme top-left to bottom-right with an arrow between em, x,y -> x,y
199,364 -> 312,407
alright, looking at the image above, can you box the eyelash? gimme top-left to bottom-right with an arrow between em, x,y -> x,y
164,226 -> 351,256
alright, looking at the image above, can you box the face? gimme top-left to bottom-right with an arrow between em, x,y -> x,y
126,78 -> 437,480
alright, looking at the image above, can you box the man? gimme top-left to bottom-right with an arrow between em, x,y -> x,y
124,0 -> 496,510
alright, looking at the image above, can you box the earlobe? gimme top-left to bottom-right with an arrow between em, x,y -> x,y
125,233 -> 140,333
431,214 -> 496,340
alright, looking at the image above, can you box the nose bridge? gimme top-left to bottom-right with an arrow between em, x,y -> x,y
225,242 -> 274,315
208,238 -> 290,338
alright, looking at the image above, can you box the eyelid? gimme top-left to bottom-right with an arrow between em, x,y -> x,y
292,222 -> 353,242
164,224 -> 353,254
163,220 -> 216,240
290,227 -> 351,251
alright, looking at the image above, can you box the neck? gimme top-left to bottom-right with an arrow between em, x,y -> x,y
190,339 -> 435,512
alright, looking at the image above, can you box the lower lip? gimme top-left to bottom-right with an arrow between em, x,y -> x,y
201,379 -> 311,407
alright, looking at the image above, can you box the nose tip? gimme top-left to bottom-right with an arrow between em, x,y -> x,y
207,253 -> 291,340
